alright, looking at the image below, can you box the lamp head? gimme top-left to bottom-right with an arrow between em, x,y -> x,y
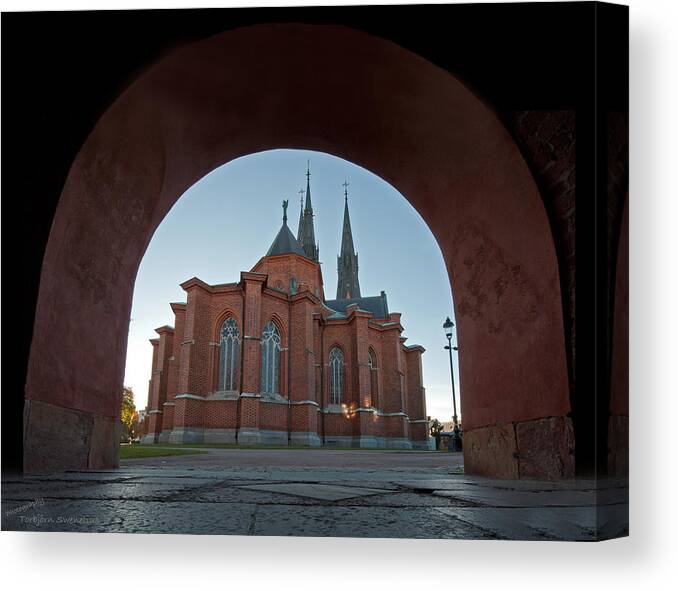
443,316 -> 455,339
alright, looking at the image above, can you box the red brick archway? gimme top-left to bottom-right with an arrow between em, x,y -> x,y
23,24 -> 571,478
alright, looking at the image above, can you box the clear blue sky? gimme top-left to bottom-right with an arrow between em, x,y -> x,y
124,149 -> 460,423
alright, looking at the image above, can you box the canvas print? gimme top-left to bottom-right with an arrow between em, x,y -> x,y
1,2 -> 629,540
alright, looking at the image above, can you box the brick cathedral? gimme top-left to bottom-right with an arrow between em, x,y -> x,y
141,169 -> 430,449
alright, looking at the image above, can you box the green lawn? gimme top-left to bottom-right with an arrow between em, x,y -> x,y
119,445 -> 208,459
141,443 -> 442,453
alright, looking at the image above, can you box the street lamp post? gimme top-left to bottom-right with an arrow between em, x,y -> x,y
443,317 -> 459,428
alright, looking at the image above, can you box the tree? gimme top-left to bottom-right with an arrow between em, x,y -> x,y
120,386 -> 137,442
429,417 -> 444,450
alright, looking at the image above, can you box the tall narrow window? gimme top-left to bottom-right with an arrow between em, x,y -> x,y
368,348 -> 378,408
329,347 -> 344,405
261,321 -> 281,395
218,318 -> 240,391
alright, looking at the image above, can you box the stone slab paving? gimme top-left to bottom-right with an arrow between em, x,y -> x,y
435,507 -> 598,541
432,488 -> 599,507
1,448 -> 628,540
238,483 -> 390,501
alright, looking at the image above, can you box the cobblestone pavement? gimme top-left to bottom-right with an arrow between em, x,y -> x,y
1,448 -> 628,540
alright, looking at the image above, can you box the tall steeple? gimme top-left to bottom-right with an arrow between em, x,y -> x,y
297,162 -> 320,262
297,188 -> 305,240
336,181 -> 361,299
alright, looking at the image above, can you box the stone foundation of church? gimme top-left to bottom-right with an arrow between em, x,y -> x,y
142,396 -> 429,450
149,428 -> 424,449
323,435 -> 413,449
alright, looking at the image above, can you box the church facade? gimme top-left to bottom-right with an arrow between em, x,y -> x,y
141,170 -> 429,449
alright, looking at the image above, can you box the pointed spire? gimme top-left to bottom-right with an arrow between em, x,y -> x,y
336,181 -> 361,299
297,162 -> 319,262
297,188 -> 305,238
340,181 -> 355,254
266,198 -> 305,258
304,161 -> 313,214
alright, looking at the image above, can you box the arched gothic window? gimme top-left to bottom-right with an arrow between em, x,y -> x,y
329,347 -> 344,405
368,348 -> 378,408
218,318 -> 240,391
261,321 -> 281,395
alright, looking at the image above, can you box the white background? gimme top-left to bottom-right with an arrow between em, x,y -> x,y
1,0 -> 676,588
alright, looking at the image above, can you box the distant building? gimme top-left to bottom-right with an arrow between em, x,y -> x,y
141,168 -> 429,448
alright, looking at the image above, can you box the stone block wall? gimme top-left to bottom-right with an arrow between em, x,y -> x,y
464,417 -> 575,480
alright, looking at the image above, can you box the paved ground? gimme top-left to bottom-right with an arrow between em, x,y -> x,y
1,448 -> 628,540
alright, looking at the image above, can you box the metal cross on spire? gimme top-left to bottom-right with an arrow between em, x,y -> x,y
306,160 -> 311,181
342,180 -> 350,202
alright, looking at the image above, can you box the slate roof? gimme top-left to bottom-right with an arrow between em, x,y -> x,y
325,291 -> 389,320
266,221 -> 307,258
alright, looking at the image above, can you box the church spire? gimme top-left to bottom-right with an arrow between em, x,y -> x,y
305,163 -> 313,213
336,181 -> 361,299
297,188 -> 305,239
297,161 -> 319,262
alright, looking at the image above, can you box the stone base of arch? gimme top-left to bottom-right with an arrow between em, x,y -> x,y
607,415 -> 629,478
463,416 -> 575,480
23,400 -> 120,473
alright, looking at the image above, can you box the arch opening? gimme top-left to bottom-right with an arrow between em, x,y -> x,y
23,23 -> 571,479
129,148 -> 456,450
